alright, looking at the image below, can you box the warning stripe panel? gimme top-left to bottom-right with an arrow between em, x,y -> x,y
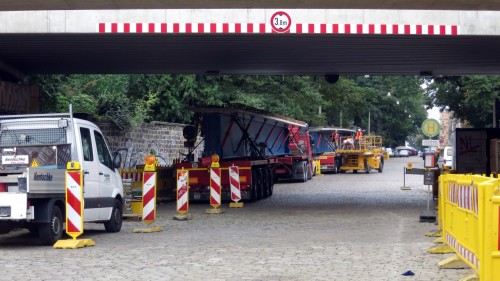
98,23 -> 459,35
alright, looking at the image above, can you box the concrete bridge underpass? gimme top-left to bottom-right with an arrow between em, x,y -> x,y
0,7 -> 500,81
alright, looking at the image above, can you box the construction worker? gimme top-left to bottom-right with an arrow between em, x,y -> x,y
331,130 -> 339,149
354,128 -> 363,148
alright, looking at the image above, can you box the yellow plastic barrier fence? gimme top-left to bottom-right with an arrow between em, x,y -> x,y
438,174 -> 500,280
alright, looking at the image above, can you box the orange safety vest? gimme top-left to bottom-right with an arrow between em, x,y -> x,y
355,131 -> 363,140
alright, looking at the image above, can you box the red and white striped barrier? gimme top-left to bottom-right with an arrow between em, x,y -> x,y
229,166 -> 241,203
121,170 -> 143,182
210,167 -> 222,208
142,171 -> 157,224
177,169 -> 189,214
65,164 -> 83,239
98,22 -> 459,35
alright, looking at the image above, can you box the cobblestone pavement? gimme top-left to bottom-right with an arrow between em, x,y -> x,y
1,157 -> 473,281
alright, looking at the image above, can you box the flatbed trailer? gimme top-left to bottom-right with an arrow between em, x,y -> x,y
176,106 -> 313,201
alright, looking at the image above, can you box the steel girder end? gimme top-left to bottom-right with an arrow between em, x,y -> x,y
132,226 -> 164,233
427,244 -> 454,254
425,230 -> 442,237
438,255 -> 469,269
53,239 -> 96,249
229,202 -> 244,208
459,274 -> 479,281
205,208 -> 225,214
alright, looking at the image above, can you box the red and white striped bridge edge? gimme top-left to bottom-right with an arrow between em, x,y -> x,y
98,23 -> 459,35
229,166 -> 241,203
66,171 -> 83,236
142,171 -> 157,222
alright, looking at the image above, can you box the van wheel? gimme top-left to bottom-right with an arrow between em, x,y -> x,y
105,200 -> 123,233
38,205 -> 63,246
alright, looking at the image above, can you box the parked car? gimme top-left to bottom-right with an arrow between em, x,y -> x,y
386,148 -> 394,157
443,146 -> 453,169
399,149 -> 410,157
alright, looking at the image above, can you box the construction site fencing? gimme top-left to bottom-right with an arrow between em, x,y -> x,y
438,173 -> 500,280
121,165 -> 176,214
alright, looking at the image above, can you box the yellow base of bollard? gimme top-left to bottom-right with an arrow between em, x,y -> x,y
433,237 -> 444,244
425,230 -> 442,237
427,244 -> 454,254
173,213 -> 193,221
459,274 -> 479,281
229,202 -> 244,208
438,255 -> 470,269
205,207 -> 225,214
132,226 -> 163,233
53,238 -> 95,249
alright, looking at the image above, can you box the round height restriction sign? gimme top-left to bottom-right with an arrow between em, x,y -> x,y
421,119 -> 440,137
270,11 -> 291,33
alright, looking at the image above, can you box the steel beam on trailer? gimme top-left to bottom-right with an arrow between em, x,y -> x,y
271,127 -> 286,151
221,117 -> 235,149
254,118 -> 267,141
322,134 -> 336,151
263,121 -> 279,155
234,115 -> 254,153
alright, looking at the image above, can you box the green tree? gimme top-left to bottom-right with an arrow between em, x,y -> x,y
426,76 -> 500,127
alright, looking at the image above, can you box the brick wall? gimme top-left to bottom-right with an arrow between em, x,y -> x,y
97,121 -> 203,169
0,81 -> 39,114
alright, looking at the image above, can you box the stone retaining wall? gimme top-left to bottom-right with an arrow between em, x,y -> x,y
97,121 -> 203,169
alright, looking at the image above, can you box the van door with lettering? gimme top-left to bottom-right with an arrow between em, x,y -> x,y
94,131 -> 117,220
79,126 -> 100,221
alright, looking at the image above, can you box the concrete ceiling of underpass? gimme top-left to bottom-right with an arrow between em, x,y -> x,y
0,33 -> 499,81
1,0 -> 500,11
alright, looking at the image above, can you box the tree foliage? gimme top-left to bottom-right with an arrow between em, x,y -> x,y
425,76 -> 500,128
25,74 -> 428,147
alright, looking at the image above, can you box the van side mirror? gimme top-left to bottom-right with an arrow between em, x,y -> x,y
112,152 -> 122,169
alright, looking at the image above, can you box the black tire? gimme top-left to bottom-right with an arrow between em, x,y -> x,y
267,168 -> 274,197
302,162 -> 308,182
105,199 -> 123,233
378,161 -> 384,173
364,159 -> 370,174
262,169 -> 270,199
353,170 -> 358,174
307,164 -> 312,180
38,205 -> 63,246
250,169 -> 259,202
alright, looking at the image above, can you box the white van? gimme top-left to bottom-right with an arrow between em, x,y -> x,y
443,146 -> 453,169
0,110 -> 124,245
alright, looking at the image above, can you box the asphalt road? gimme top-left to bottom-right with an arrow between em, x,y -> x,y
0,156 -> 472,281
